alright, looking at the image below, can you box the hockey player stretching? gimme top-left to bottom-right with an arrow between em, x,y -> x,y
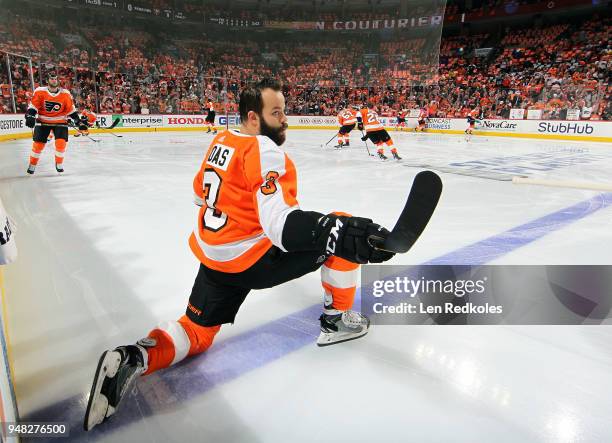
84,79 -> 397,431
358,105 -> 401,160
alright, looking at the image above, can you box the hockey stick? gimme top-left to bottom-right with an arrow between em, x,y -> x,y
107,118 -> 121,130
360,130 -> 373,156
68,121 -> 100,143
95,119 -> 123,137
368,171 -> 443,253
320,133 -> 338,148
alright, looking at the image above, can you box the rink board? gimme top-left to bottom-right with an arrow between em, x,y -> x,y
1,114 -> 611,143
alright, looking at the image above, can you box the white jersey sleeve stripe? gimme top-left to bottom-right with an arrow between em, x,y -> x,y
255,136 -> 298,252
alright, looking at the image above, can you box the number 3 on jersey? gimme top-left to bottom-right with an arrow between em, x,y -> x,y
202,168 -> 228,232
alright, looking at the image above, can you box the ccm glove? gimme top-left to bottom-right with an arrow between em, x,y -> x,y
357,122 -> 364,131
361,134 -> 368,141
315,214 -> 395,264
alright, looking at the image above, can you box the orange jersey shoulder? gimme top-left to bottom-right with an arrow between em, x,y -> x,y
338,109 -> 357,125
83,110 -> 96,123
190,130 -> 299,272
360,108 -> 384,132
30,87 -> 75,124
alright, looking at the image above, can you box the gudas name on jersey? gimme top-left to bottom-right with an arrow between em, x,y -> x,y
206,144 -> 235,171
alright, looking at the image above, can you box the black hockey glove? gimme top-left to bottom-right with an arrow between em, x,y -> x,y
357,122 -> 364,131
361,134 -> 368,141
315,214 -> 395,264
66,111 -> 80,127
25,109 -> 36,128
78,115 -> 89,131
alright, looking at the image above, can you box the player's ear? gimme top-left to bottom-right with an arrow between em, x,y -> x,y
247,110 -> 260,126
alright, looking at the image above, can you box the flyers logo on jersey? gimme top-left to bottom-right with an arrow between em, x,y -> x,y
206,144 -> 235,171
44,101 -> 62,113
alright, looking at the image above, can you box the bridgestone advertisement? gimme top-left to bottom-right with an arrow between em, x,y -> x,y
0,115 -> 27,136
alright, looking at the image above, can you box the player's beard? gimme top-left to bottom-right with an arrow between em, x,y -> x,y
260,115 -> 288,146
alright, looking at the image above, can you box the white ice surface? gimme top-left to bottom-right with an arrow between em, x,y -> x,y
1,129 -> 611,442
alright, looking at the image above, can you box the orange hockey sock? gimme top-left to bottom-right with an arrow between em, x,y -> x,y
143,316 -> 221,375
54,139 -> 67,165
29,142 -> 45,166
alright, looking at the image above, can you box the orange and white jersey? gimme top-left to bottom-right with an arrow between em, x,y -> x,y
28,87 -> 76,125
359,108 -> 384,132
337,108 -> 357,126
418,109 -> 429,120
83,110 -> 97,125
206,101 -> 214,112
468,109 -> 479,119
189,129 -> 299,273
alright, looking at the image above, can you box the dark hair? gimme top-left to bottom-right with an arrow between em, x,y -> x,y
239,78 -> 282,122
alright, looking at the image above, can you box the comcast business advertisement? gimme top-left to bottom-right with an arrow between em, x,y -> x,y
361,265 -> 612,325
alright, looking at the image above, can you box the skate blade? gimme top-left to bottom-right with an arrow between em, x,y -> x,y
316,328 -> 369,347
83,350 -> 121,431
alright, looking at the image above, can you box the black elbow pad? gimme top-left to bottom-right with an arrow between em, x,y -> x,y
281,210 -> 324,252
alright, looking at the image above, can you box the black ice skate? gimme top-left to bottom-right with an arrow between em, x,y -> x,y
206,128 -> 211,133
378,152 -> 388,160
84,344 -> 148,431
392,152 -> 402,160
317,310 -> 370,346
55,164 -> 64,173
27,165 -> 35,175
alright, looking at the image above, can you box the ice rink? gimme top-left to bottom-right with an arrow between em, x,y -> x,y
1,128 -> 612,442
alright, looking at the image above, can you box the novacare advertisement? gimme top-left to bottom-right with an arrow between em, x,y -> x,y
477,119 -> 519,132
